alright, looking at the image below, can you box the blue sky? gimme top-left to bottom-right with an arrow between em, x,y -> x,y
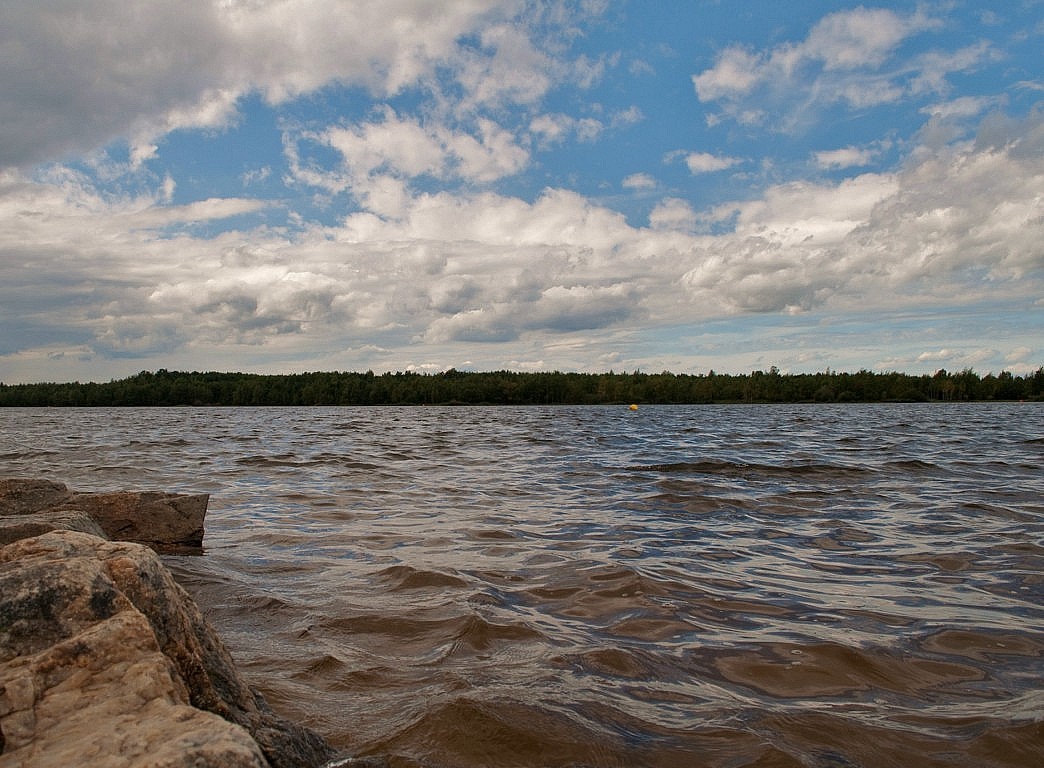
1,1 -> 1041,383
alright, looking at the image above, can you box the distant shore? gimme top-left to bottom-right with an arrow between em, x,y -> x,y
1,367 -> 1041,407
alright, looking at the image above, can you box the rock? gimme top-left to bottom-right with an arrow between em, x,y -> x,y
1,531 -> 269,768
90,535 -> 334,768
0,525 -> 336,767
52,490 -> 208,552
0,508 -> 107,547
0,479 -> 72,516
0,479 -> 207,551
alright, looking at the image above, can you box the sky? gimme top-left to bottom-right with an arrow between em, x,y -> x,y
1,1 -> 1041,384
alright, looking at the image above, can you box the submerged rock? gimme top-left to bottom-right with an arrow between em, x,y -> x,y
0,479 -> 336,768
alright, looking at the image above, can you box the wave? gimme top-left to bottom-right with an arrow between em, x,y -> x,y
235,453 -> 311,467
318,611 -> 546,657
376,565 -> 469,591
883,459 -> 941,472
627,460 -> 872,477
707,640 -> 984,699
356,696 -> 616,767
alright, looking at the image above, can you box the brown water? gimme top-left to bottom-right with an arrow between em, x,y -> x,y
2,404 -> 1042,767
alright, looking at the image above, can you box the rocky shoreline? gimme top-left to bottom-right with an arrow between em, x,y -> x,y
0,479 -> 337,768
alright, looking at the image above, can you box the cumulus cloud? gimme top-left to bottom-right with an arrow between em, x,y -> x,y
693,6 -> 919,101
917,348 -> 959,363
529,113 -> 575,146
649,198 -> 698,231
622,173 -> 656,190
453,22 -> 557,111
875,346 -> 1009,373
326,110 -> 528,184
2,107 -> 1041,377
0,0 -> 563,168
283,106 -> 533,219
692,6 -> 990,130
0,0 -> 226,167
528,107 -> 639,149
423,283 -> 639,343
679,110 -> 1044,315
814,146 -> 875,169
682,152 -> 741,174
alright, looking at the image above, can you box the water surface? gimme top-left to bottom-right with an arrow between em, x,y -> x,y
2,404 -> 1042,767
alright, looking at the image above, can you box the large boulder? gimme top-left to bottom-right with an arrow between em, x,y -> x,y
0,481 -> 337,768
0,479 -> 207,552
0,531 -> 270,767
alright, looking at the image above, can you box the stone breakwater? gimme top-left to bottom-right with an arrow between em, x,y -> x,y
0,479 -> 336,768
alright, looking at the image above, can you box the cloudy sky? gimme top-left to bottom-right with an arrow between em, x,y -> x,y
1,1 -> 1041,383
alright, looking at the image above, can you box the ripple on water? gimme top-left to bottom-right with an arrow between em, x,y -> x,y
2,403 -> 1042,766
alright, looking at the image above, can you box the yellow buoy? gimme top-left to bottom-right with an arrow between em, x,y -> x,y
629,403 -> 638,411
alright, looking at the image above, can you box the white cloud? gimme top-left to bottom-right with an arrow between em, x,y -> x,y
694,47 -> 762,101
908,42 -> 997,97
622,173 -> 656,190
286,109 -> 529,217
0,0 -> 229,167
575,118 -> 605,143
629,58 -> 655,77
329,111 -> 445,179
917,348 -> 958,362
649,198 -> 697,231
423,282 -> 639,343
528,106 -> 638,148
454,22 -> 555,111
920,95 -> 995,120
1,110 -> 1041,379
242,166 -> 272,187
681,111 -> 1044,314
692,6 -> 987,129
803,7 -> 918,70
529,113 -> 573,146
876,346 -> 1005,372
1005,346 -> 1033,364
325,110 -> 528,184
683,152 -> 741,174
0,1 -> 573,169
814,147 -> 875,169
611,106 -> 644,128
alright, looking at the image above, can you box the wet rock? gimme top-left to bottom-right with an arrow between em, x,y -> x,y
1,531 -> 268,767
52,490 -> 208,552
0,478 -> 207,551
0,522 -> 335,767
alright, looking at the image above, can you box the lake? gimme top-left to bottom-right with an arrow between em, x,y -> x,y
2,403 -> 1042,767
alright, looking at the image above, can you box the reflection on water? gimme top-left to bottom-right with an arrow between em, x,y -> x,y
2,403 -> 1042,767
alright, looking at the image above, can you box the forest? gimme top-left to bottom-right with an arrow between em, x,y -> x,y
1,366 -> 1041,407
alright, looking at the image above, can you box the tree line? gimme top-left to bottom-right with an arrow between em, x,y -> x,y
0,366 -> 1041,407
